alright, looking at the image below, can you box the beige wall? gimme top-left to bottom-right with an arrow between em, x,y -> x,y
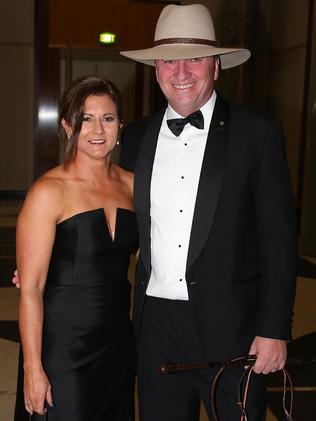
0,0 -> 34,190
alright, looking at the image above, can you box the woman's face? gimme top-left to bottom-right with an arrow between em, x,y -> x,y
64,94 -> 121,162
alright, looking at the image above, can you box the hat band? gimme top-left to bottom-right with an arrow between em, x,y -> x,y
154,37 -> 218,47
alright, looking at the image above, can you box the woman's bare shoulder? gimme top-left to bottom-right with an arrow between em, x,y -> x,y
21,166 -> 66,221
28,167 -> 65,198
114,164 -> 134,194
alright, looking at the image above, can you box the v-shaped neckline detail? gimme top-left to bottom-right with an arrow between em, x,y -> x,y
98,207 -> 135,244
57,207 -> 135,244
103,208 -> 118,243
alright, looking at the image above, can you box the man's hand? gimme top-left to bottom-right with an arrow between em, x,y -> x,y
248,336 -> 287,374
12,269 -> 20,288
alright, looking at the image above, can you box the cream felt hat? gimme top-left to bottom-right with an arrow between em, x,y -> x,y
120,4 -> 251,69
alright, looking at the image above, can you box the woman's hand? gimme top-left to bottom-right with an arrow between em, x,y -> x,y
12,269 -> 20,288
24,367 -> 53,415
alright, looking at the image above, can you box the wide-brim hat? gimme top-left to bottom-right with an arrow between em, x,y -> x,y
120,4 -> 251,69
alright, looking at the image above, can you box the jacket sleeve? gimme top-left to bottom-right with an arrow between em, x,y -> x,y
253,118 -> 298,340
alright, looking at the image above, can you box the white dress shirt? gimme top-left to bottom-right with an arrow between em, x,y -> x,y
146,91 -> 217,300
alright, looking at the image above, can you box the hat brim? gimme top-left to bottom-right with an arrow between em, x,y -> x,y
120,44 -> 251,69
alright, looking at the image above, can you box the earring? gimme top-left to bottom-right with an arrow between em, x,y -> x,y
116,138 -> 120,146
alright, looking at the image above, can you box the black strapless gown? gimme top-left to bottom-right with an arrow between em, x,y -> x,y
15,208 -> 138,421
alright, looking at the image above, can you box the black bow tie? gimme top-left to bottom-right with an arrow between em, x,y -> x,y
167,110 -> 204,137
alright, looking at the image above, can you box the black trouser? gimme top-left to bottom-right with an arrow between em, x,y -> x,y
137,296 -> 267,421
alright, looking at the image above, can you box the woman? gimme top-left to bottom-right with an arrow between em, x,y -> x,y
15,76 -> 138,420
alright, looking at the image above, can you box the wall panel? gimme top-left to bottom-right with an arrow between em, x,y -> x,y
0,0 -> 34,191
49,0 -> 164,50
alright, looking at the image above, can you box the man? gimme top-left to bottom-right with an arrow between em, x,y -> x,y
119,4 -> 297,420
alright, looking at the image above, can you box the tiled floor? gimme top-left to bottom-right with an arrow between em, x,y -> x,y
0,207 -> 315,420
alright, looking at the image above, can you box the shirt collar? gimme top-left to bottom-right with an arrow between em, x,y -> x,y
166,90 -> 217,133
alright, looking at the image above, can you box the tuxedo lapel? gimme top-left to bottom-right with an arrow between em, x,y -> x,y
134,109 -> 165,276
186,96 -> 230,273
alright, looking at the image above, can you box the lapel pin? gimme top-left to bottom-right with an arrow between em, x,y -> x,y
219,120 -> 225,126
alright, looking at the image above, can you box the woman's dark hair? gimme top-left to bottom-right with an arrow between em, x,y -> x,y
58,75 -> 123,168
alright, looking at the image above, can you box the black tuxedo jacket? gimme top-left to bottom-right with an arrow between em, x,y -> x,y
120,95 -> 297,360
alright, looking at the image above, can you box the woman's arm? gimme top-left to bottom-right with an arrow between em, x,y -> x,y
17,178 -> 62,415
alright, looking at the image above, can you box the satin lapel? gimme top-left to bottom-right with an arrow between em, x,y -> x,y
186,96 -> 230,273
134,109 -> 165,276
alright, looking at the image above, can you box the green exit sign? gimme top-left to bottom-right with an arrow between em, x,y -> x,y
99,32 -> 116,45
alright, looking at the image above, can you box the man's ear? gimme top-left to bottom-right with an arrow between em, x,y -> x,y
155,61 -> 159,83
214,57 -> 220,81
61,118 -> 73,138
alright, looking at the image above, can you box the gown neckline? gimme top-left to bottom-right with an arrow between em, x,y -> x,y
56,207 -> 135,243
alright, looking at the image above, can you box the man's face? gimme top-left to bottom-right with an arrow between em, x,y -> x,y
155,56 -> 219,116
